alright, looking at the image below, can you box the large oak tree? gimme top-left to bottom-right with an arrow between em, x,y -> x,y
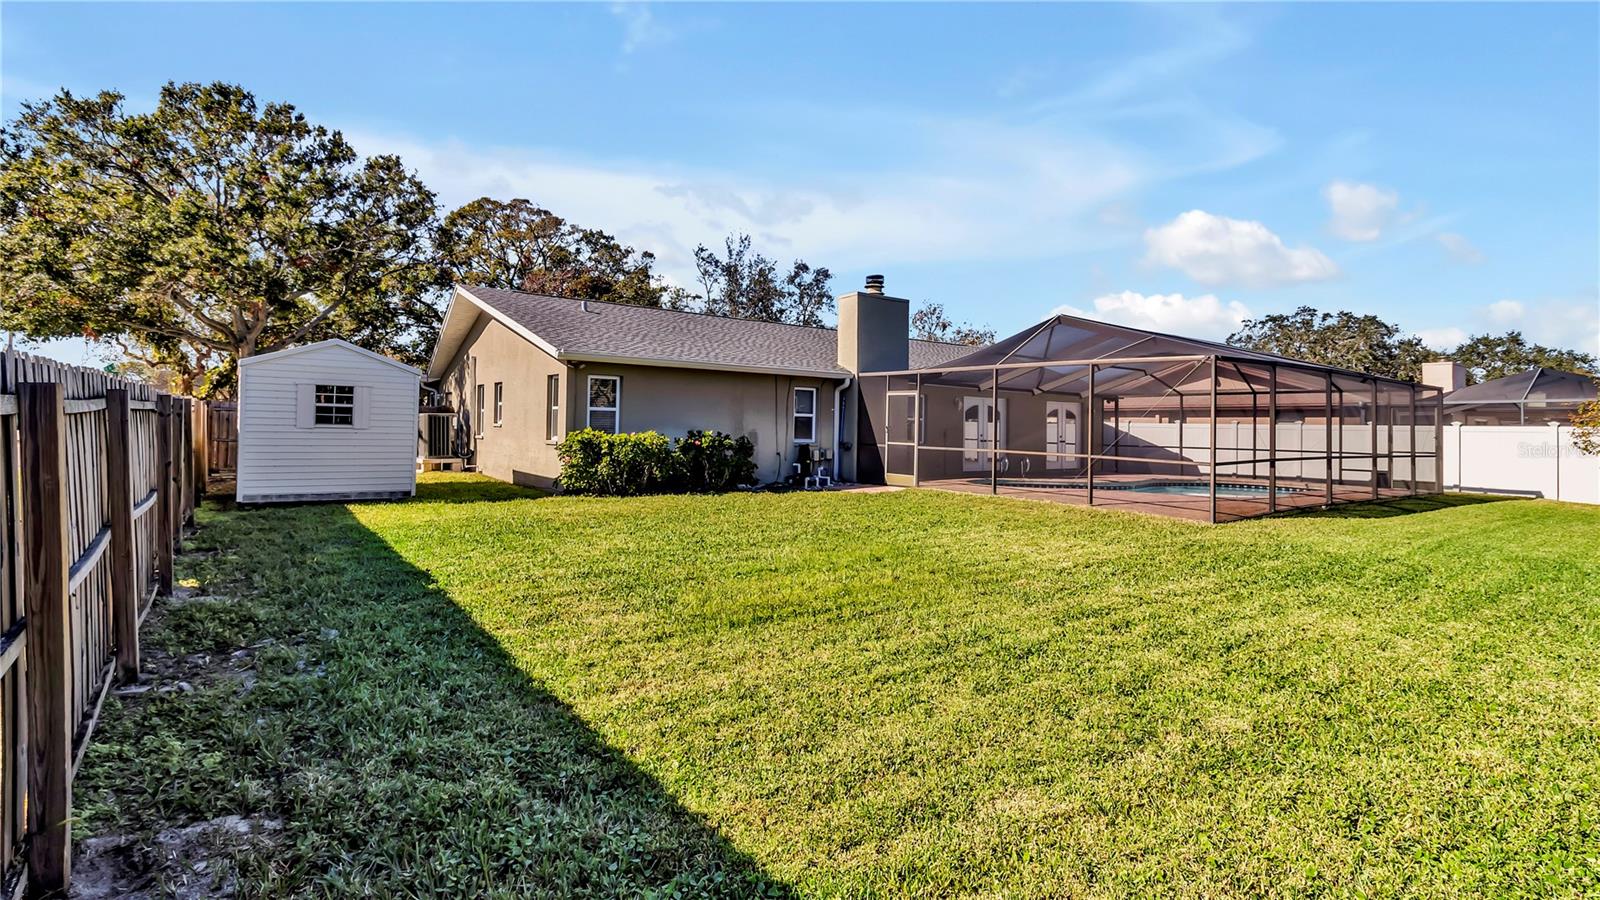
1227,306 -> 1432,381
437,197 -> 678,307
0,82 -> 442,394
1444,331 -> 1595,383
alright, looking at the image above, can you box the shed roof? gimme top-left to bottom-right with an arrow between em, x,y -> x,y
1443,367 -> 1598,406
427,285 -> 975,380
239,338 -> 421,376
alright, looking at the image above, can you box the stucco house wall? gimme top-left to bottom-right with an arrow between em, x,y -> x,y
438,317 -> 839,486
439,316 -> 568,487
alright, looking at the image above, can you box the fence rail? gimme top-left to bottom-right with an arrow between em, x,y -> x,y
0,349 -> 196,898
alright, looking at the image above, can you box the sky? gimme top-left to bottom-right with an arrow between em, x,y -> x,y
3,2 -> 1598,367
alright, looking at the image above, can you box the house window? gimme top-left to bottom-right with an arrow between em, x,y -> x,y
546,374 -> 561,441
493,382 -> 504,426
587,375 -> 620,434
793,387 -> 816,444
314,385 -> 355,426
475,384 -> 486,436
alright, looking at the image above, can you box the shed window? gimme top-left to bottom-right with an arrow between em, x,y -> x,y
546,374 -> 561,441
314,385 -> 355,426
493,382 -> 504,426
793,387 -> 816,444
587,376 -> 620,434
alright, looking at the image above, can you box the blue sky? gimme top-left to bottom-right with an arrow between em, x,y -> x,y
4,2 -> 1598,365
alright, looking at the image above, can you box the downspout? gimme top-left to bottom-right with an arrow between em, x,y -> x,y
833,376 -> 852,483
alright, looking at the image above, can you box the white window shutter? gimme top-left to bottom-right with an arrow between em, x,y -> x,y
296,384 -> 314,428
354,386 -> 372,429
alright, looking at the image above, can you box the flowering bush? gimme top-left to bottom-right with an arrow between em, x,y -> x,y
557,429 -> 758,495
676,430 -> 759,492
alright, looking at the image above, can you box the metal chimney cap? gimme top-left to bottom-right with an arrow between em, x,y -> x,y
864,274 -> 885,294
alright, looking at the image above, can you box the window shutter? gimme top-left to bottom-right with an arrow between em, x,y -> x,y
354,386 -> 372,429
295,384 -> 314,428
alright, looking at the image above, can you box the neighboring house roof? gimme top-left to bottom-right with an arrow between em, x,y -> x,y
427,284 -> 978,380
1443,367 -> 1598,406
240,338 -> 422,376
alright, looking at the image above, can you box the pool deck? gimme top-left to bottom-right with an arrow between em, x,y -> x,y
918,474 -> 1422,522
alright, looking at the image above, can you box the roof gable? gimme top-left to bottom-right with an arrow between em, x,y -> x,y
240,339 -> 421,376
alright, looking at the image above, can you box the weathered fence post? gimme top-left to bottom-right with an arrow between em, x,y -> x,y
156,396 -> 175,597
191,399 -> 208,501
106,389 -> 140,683
18,382 -> 73,895
176,399 -> 189,527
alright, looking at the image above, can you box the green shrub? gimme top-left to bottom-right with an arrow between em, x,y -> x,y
676,430 -> 759,492
557,429 -> 757,495
557,429 -> 674,495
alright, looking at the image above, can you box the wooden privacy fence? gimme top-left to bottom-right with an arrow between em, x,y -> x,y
205,401 -> 237,475
0,350 -> 197,898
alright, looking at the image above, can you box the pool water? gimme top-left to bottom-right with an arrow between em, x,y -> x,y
976,479 -> 1303,498
1125,482 -> 1300,498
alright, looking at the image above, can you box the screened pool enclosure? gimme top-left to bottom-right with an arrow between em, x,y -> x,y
858,316 -> 1444,522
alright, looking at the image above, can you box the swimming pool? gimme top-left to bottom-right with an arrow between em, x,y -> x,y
972,479 -> 1305,498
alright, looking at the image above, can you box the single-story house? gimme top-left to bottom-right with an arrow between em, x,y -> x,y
237,339 -> 421,503
425,279 -> 972,487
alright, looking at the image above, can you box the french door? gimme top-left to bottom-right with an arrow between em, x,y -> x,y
1045,400 -> 1080,470
962,396 -> 1007,472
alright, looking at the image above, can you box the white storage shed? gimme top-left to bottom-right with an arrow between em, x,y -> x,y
236,339 -> 421,503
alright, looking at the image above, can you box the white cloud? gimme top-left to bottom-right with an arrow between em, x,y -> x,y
1414,294 -> 1600,357
1415,326 -> 1467,350
1482,297 -> 1600,356
353,123 -> 1150,288
1486,299 -> 1524,324
1436,232 -> 1483,264
1142,210 -> 1339,288
1324,180 -> 1399,242
610,3 -> 675,54
1052,290 -> 1251,340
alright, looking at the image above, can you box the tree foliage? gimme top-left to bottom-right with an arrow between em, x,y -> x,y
1572,397 -> 1600,456
1443,331 -> 1596,384
911,302 -> 995,346
692,234 -> 833,326
0,82 -> 442,394
1227,306 -> 1432,380
437,197 -> 675,308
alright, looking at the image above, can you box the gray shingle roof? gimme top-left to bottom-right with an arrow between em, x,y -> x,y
1443,367 -> 1598,404
459,285 -> 977,376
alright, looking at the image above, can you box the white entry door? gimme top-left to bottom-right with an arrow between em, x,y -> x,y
1045,401 -> 1080,470
962,396 -> 1007,472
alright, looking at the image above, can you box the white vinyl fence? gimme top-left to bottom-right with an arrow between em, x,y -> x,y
1443,424 -> 1599,505
1106,422 -> 1437,487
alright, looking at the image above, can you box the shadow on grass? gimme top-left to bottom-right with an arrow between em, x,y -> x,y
1277,492 -> 1514,520
75,499 -> 788,897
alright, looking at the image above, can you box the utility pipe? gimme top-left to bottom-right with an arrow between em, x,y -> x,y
832,376 -> 852,483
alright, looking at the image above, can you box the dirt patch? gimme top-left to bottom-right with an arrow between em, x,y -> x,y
71,815 -> 282,899
76,587 -> 278,897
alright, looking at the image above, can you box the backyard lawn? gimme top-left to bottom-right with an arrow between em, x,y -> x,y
78,473 -> 1600,897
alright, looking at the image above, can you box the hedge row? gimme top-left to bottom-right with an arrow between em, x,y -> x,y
556,429 -> 759,496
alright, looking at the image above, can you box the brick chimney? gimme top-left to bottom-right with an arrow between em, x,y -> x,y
1420,360 -> 1467,393
837,274 -> 908,374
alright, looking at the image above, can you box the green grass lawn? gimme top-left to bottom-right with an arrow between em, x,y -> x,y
78,474 -> 1600,897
